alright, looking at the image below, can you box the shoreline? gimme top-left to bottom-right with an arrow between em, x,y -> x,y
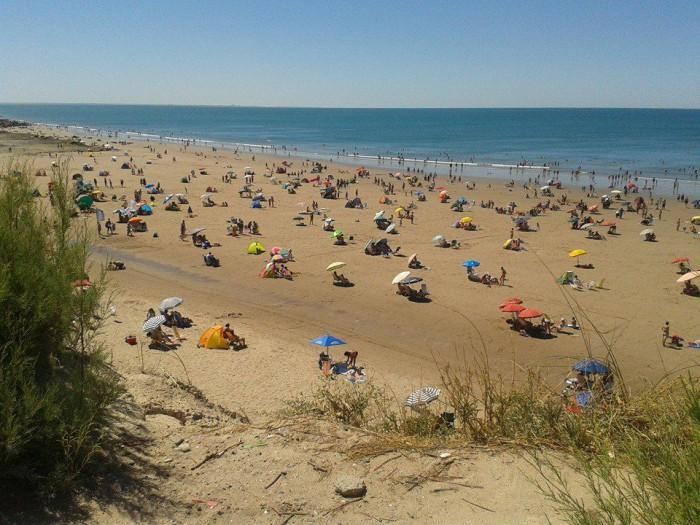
8,117 -> 700,200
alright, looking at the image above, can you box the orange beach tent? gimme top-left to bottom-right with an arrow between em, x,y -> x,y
198,325 -> 229,349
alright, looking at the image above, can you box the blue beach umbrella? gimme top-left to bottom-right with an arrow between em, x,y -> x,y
310,334 -> 346,348
462,260 -> 480,269
572,359 -> 609,376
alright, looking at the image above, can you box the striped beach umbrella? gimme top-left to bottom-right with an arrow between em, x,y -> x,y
405,387 -> 441,408
143,315 -> 166,333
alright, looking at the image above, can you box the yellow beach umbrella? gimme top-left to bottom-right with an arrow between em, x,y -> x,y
459,217 -> 473,224
691,216 -> 700,224
394,207 -> 404,215
326,262 -> 346,272
568,249 -> 586,258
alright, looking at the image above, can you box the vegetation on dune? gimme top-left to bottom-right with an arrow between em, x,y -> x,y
0,160 -> 121,497
286,359 -> 699,524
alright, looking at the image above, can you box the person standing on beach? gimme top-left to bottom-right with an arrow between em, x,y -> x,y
662,321 -> 670,347
180,220 -> 186,240
499,267 -> 507,286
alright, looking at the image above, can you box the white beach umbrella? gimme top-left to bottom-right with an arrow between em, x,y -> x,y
677,271 -> 700,283
579,223 -> 594,230
374,210 -> 385,221
392,271 -> 411,285
640,228 -> 654,236
159,297 -> 183,313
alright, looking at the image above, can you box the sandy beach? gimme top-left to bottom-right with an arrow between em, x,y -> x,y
17,125 -> 699,402
2,124 -> 699,523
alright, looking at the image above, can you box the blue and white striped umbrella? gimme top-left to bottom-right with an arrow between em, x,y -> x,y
143,315 -> 166,333
405,387 -> 441,407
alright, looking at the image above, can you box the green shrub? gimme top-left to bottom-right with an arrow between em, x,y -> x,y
0,160 -> 121,496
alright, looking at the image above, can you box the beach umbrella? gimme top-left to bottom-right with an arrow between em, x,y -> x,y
374,211 -> 385,221
459,217 -> 473,224
270,246 -> 282,255
610,190 -> 622,195
72,279 -> 92,290
691,216 -> 700,224
432,235 -> 445,245
600,220 -> 616,227
332,230 -> 344,238
200,194 -> 212,200
677,271 -> 700,283
568,249 -> 586,258
405,387 -> 441,408
163,194 -> 174,204
671,257 -> 689,264
159,297 -> 183,313
540,185 -> 550,191
639,228 -> 654,236
386,223 -> 396,234
189,227 -> 206,235
503,239 -> 513,249
392,271 -> 411,285
326,262 -> 346,272
324,217 -> 334,223
143,315 -> 166,333
572,359 -> 609,376
402,276 -> 423,285
579,223 -> 594,230
408,253 -> 418,264
310,334 -> 346,348
500,303 -> 526,313
518,308 -> 543,320
501,297 -> 523,305
394,207 -> 404,215
462,260 -> 480,268
128,217 -> 143,224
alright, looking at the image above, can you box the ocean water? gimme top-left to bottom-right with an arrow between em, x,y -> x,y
1,104 -> 699,185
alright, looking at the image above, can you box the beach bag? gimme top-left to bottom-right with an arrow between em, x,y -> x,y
124,335 -> 137,346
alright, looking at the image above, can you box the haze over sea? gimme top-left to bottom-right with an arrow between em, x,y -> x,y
1,104 -> 698,183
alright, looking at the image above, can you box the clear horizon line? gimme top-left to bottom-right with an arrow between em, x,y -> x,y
1,102 -> 699,111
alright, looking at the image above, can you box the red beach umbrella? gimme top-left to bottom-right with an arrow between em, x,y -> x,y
671,257 -> 689,264
518,308 -> 543,320
501,303 -> 526,313
600,220 -> 616,227
501,297 -> 523,305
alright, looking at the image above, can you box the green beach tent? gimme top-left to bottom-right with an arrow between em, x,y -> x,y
246,242 -> 265,255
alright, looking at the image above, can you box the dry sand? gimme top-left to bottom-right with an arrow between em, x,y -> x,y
2,125 -> 698,523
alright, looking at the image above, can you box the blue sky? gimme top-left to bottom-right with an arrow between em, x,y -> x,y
1,0 -> 698,108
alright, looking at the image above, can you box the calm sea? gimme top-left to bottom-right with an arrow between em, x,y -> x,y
1,104 -> 698,184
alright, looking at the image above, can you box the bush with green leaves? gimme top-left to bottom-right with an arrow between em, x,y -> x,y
0,160 -> 121,496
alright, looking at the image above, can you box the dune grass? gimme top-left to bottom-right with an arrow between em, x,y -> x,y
286,358 -> 699,523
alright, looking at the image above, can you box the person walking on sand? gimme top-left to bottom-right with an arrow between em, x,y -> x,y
662,321 -> 670,347
499,267 -> 507,286
180,220 -> 186,240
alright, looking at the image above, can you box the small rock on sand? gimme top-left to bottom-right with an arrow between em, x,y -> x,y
176,441 -> 191,452
335,476 -> 367,498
